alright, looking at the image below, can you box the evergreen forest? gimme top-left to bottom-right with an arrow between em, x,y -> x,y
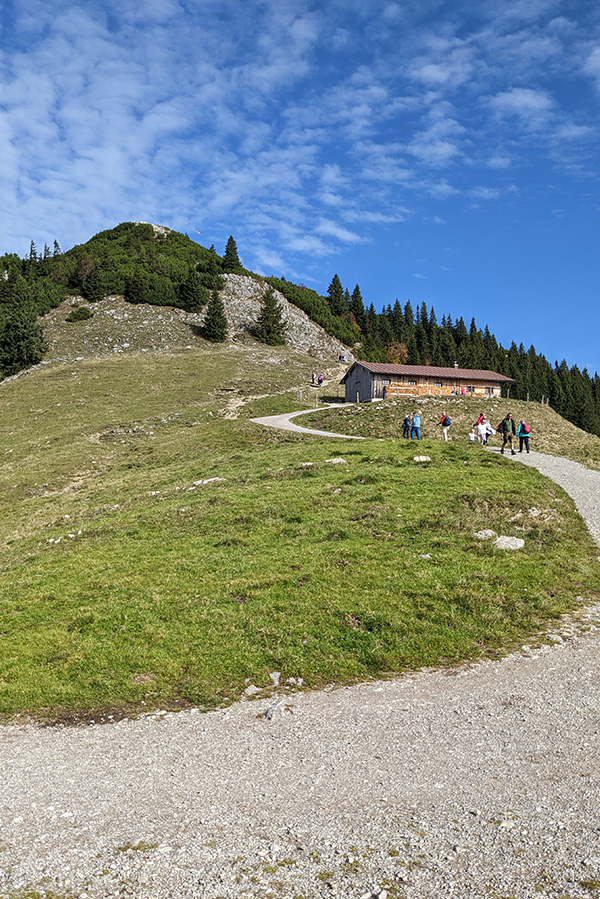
0,222 -> 598,436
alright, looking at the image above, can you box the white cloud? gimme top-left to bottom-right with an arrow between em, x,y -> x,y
469,186 -> 501,200
488,87 -> 554,130
315,220 -> 362,243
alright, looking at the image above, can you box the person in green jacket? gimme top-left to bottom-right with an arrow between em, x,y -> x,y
500,412 -> 516,455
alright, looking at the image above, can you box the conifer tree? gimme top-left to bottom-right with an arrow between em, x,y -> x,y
349,284 -> 366,331
203,289 -> 228,342
82,266 -> 105,303
327,274 -> 345,316
222,236 -> 243,273
0,300 -> 46,376
254,285 -> 287,346
179,270 -> 207,312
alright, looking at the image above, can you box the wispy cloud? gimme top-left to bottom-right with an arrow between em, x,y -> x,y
0,0 -> 599,303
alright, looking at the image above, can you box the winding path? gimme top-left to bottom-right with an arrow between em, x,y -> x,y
250,407 -> 364,439
2,423 -> 600,898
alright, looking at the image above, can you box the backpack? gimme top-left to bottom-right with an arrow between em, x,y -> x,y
496,421 -> 503,433
521,422 -> 531,434
442,416 -> 451,426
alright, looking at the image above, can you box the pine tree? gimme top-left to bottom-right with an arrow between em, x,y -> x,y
349,284 -> 366,331
327,274 -> 345,316
254,285 -> 287,346
82,266 -> 105,303
179,270 -> 207,312
203,289 -> 228,342
53,240 -> 61,257
222,236 -> 243,273
0,300 -> 46,376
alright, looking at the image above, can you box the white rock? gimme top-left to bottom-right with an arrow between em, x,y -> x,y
495,535 -> 525,550
413,455 -> 431,462
269,671 -> 281,686
244,684 -> 261,696
323,457 -> 347,464
475,529 -> 497,540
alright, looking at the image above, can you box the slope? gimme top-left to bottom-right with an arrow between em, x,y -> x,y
1,346 -> 599,722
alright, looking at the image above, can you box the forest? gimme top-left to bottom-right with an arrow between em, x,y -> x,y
0,222 -> 598,436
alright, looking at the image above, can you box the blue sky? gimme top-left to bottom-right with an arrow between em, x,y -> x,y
1,0 -> 599,372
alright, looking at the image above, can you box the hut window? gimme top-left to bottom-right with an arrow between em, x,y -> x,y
434,381 -> 442,387
408,380 -> 417,386
382,379 -> 390,385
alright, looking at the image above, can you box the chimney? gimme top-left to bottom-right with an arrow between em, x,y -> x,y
453,361 -> 458,369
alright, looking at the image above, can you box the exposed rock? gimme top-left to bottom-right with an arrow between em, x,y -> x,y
494,535 -> 525,550
263,699 -> 287,721
41,274 -> 355,366
475,529 -> 497,540
220,275 -> 354,361
413,455 -> 431,462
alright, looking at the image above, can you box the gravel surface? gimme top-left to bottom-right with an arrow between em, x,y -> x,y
250,408 -> 365,439
2,449 -> 600,899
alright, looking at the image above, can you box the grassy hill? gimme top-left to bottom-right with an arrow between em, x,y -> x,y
306,394 -> 600,470
1,341 -> 600,723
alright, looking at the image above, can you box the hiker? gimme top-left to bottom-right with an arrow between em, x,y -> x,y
317,374 -> 323,387
311,371 -> 316,385
410,411 -> 421,440
439,411 -> 451,441
475,412 -> 485,427
481,418 -> 494,445
499,412 -> 516,455
468,428 -> 477,442
517,420 -> 531,453
402,414 -> 411,438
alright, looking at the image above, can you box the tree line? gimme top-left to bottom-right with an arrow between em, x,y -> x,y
272,272 -> 600,437
0,224 -> 597,436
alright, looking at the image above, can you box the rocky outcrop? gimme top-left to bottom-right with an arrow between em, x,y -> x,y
220,274 -> 353,362
40,275 -> 354,365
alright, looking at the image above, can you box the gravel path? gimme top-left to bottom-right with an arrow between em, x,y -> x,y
2,447 -> 600,899
251,408 -> 364,439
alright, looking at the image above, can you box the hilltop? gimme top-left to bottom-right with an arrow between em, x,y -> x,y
2,220 -> 599,439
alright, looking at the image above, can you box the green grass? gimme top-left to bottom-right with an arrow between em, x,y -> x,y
303,394 -> 600,469
1,348 -> 599,721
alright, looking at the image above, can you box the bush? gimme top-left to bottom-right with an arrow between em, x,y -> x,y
66,306 -> 94,322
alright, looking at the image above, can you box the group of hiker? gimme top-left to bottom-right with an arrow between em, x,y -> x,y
401,408 -> 532,452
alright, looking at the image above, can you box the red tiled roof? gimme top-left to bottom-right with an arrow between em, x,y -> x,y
342,362 -> 515,383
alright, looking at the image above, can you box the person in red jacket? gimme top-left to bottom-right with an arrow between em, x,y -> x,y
440,412 -> 451,442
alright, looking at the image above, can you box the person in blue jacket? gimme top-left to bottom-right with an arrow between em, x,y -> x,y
410,411 -> 421,440
517,420 -> 531,453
